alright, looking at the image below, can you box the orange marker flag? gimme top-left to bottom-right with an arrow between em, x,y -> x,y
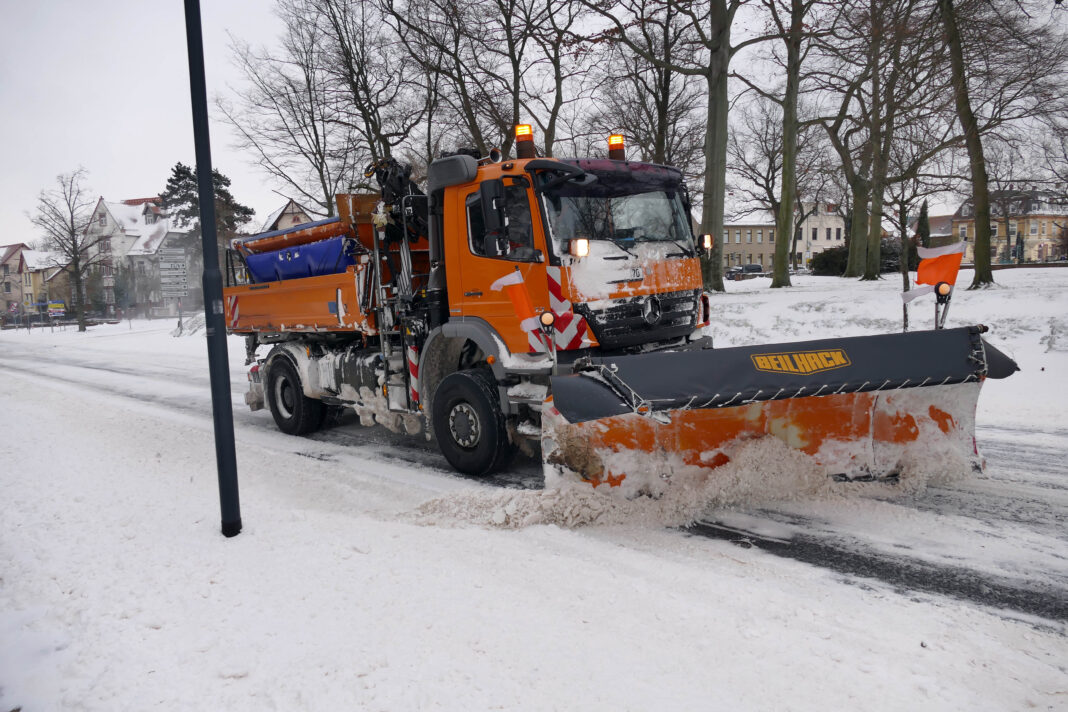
916,241 -> 965,286
491,268 -> 542,334
903,241 -> 965,303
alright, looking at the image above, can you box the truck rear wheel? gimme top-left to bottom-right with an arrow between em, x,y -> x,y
266,358 -> 325,435
432,369 -> 514,476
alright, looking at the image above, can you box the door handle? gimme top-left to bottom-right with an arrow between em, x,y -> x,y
464,290 -> 483,297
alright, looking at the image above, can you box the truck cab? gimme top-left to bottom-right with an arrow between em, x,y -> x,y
432,153 -> 707,358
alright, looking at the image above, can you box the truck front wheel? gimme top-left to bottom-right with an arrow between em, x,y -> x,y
432,369 -> 514,476
266,358 -> 325,435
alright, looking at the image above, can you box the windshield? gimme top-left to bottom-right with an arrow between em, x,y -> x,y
538,162 -> 694,256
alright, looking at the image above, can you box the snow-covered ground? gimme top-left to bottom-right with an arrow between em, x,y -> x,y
2,268 -> 1066,710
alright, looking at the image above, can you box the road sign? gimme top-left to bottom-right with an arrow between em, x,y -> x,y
159,248 -> 186,258
160,261 -> 187,271
162,289 -> 189,298
160,275 -> 189,285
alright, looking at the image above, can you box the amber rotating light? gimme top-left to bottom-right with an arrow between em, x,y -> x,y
515,124 -> 536,159
608,134 -> 625,161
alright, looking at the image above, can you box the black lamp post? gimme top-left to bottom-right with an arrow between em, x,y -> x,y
182,0 -> 242,538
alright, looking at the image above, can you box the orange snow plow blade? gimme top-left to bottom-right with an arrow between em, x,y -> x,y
542,326 -> 1017,495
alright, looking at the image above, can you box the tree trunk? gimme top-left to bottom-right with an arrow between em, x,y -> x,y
863,177 -> 884,280
70,259 -> 87,332
937,0 -> 993,287
653,2 -> 673,164
772,203 -> 794,284
844,179 -> 870,276
771,0 -> 804,289
862,2 -> 884,281
699,22 -> 730,293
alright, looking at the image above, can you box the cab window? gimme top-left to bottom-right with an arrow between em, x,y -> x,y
467,177 -> 537,261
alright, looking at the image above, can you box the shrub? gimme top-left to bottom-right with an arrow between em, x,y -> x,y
810,240 -> 919,276
811,245 -> 849,275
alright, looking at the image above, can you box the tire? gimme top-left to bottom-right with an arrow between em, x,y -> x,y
265,357 -> 325,435
431,369 -> 515,476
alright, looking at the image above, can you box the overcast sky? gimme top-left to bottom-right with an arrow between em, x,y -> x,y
0,1 -> 286,245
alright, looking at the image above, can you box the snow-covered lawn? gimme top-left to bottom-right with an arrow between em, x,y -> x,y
2,268 -> 1065,710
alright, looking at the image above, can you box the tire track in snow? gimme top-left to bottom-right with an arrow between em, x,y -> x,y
2,353 -> 543,492
686,520 -> 1068,623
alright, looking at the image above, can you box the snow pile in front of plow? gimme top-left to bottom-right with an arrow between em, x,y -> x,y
413,435 -> 969,530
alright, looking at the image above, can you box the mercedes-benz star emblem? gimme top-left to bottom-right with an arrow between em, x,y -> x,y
642,295 -> 662,325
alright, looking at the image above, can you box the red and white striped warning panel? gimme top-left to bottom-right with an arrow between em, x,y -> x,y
407,344 -> 421,404
546,266 -> 593,351
227,296 -> 239,329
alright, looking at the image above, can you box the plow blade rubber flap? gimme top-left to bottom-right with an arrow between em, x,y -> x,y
551,325 -> 1014,424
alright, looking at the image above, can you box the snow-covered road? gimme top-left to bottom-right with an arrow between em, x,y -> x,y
3,269 -> 1066,710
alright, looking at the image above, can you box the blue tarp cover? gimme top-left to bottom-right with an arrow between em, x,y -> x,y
245,236 -> 359,282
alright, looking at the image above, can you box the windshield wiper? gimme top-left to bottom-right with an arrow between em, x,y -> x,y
663,238 -> 695,258
631,234 -> 694,258
606,237 -> 638,258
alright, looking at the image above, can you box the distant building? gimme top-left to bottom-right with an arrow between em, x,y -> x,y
259,198 -> 313,233
721,211 -> 776,269
1,243 -> 30,317
19,249 -> 69,316
794,202 -> 846,267
84,197 -> 188,314
951,188 -> 1068,263
721,200 -> 845,270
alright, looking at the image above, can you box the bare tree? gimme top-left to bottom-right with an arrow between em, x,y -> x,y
319,0 -> 430,162
937,0 -> 994,286
1055,221 -> 1068,259
1042,116 -> 1068,198
383,0 -> 502,156
469,0 -> 537,157
727,94 -> 836,266
523,0 -> 590,157
30,170 -> 100,332
726,0 -> 828,286
821,90 -> 874,278
937,0 -> 1068,287
585,1 -> 706,177
219,0 -> 362,216
815,0 -> 963,281
981,139 -> 1032,262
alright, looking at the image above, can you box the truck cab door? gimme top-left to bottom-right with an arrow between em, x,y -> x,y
454,176 -> 549,354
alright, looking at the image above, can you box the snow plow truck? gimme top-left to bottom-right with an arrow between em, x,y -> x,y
223,127 -> 1017,496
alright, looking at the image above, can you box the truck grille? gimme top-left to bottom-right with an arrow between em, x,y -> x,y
575,289 -> 699,350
